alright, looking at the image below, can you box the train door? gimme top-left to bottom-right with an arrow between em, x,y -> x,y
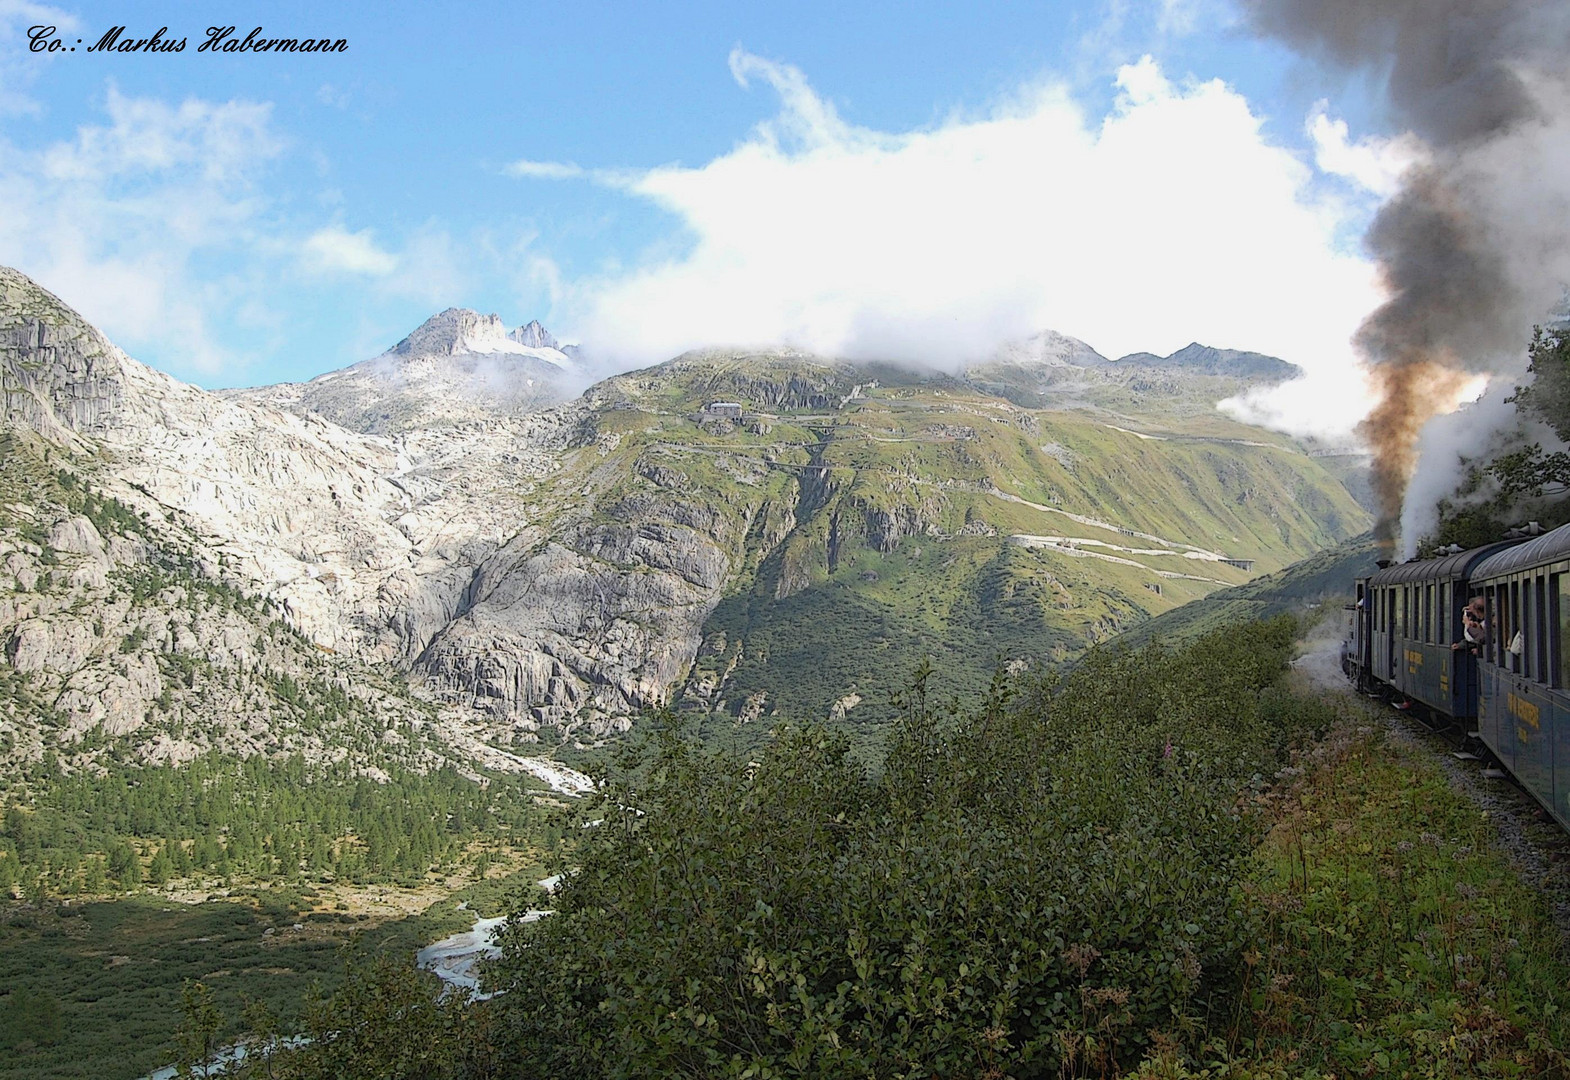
1555,574 -> 1570,826
1449,580 -> 1479,718
1480,583 -> 1506,765
1349,581 -> 1365,683
1357,581 -> 1372,680
1396,586 -> 1409,690
1511,576 -> 1551,802
1386,587 -> 1399,682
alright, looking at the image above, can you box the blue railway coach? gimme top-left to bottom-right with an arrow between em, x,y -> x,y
1354,543 -> 1516,721
1468,524 -> 1570,831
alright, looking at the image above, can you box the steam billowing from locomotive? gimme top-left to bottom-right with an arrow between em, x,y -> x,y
1244,0 -> 1570,548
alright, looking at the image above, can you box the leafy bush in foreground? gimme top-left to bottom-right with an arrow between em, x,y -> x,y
484,617 -> 1320,1078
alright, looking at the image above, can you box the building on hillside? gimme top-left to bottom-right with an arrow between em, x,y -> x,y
703,401 -> 745,419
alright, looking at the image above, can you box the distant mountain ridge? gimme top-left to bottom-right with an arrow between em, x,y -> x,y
987,330 -> 1110,368
1114,342 -> 1304,381
964,332 -> 1302,382
962,332 -> 1301,414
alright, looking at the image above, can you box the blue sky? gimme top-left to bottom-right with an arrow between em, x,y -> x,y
0,0 -> 1412,432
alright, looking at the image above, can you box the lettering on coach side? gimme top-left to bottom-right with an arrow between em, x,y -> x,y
1507,691 -> 1542,735
1405,648 -> 1423,675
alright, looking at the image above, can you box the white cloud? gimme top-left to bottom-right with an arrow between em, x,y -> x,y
303,225 -> 398,276
505,158 -> 585,180
1306,102 -> 1426,198
568,51 -> 1384,437
382,224 -> 475,306
42,86 -> 282,183
0,85 -> 285,372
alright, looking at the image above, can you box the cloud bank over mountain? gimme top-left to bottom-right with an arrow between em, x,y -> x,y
536,50 -> 1386,437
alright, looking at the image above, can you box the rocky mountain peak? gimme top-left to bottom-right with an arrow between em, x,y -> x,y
1,265 -> 141,446
510,319 -> 559,351
391,308 -> 512,359
386,308 -> 571,367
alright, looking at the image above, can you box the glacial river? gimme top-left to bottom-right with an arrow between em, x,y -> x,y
142,903 -> 555,1077
415,906 -> 552,998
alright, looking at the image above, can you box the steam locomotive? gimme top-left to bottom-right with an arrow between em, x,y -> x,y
1343,520 -> 1570,832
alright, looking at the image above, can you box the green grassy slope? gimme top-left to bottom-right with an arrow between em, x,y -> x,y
554,352 -> 1372,746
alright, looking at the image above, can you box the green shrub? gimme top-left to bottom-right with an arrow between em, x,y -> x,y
484,618 -> 1320,1077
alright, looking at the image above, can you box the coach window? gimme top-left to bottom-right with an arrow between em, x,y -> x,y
1427,584 -> 1436,643
1533,575 -> 1548,683
1440,582 -> 1451,644
1486,584 -> 1501,666
1526,578 -> 1539,681
1557,574 -> 1568,688
1521,579 -> 1533,680
1509,581 -> 1523,674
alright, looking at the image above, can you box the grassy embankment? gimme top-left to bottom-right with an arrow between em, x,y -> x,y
1150,716 -> 1570,1077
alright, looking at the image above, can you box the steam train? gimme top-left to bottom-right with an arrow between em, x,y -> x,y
1342,520 -> 1570,832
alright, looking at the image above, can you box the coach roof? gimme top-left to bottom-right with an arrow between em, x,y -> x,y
1470,522 -> 1570,581
1368,541 -> 1520,587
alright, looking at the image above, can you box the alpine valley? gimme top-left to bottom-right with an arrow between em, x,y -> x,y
0,264 -> 1373,780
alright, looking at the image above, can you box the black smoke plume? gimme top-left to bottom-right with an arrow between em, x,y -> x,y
1244,0 -> 1570,546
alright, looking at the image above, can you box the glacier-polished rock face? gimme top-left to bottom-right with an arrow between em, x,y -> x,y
0,266 -> 730,741
418,520 -> 732,736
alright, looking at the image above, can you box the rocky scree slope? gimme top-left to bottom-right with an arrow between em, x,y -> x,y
0,267 -> 751,750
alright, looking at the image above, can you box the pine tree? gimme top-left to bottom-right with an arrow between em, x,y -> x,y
148,845 -> 173,886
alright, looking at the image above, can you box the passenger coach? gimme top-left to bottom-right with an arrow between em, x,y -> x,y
1351,542 -> 1515,721
1469,527 -> 1570,831
1347,522 -> 1570,834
